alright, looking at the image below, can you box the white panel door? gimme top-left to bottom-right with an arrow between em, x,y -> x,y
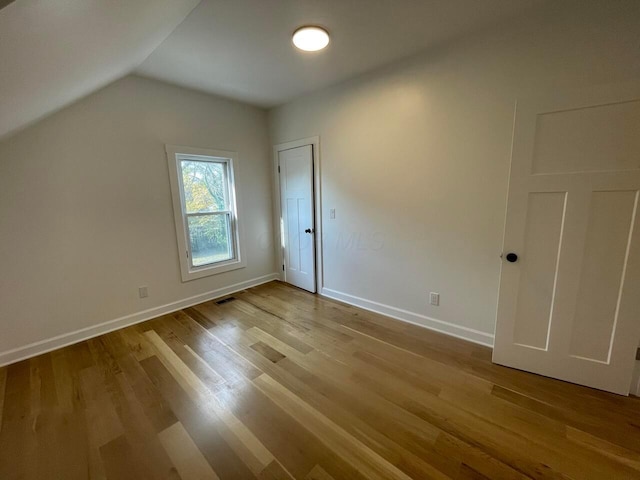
493,84 -> 640,395
279,145 -> 316,292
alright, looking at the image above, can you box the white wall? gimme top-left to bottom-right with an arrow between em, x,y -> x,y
268,0 -> 640,344
0,75 -> 275,362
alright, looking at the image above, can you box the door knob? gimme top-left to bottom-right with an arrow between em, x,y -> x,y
304,228 -> 314,234
505,253 -> 518,263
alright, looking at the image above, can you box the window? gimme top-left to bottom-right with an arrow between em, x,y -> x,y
166,145 -> 244,281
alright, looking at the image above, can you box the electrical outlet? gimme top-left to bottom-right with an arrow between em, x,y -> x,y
330,208 -> 336,219
138,286 -> 148,299
429,292 -> 440,306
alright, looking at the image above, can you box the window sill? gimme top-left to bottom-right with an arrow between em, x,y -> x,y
180,258 -> 246,282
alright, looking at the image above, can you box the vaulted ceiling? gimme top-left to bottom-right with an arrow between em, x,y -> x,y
0,0 -> 541,139
0,0 -> 200,138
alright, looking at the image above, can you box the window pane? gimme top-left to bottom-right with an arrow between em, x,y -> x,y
187,214 -> 233,267
180,160 -> 227,213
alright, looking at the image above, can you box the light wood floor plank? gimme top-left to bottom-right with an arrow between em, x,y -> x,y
79,364 -> 122,480
79,365 -> 124,448
113,342 -> 179,433
99,434 -> 147,480
159,421 -> 221,480
253,373 -> 415,480
184,344 -> 228,384
140,355 -> 258,479
566,426 -> 640,470
50,347 -> 93,479
305,465 -> 335,480
0,361 -> 39,479
145,329 -> 276,475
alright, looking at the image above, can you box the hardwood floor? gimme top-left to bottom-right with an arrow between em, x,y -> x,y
2,281 -> 640,479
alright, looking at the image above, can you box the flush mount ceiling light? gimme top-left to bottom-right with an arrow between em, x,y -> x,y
292,26 -> 330,52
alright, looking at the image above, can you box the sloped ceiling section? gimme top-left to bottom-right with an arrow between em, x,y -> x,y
0,0 -> 201,139
0,1 -> 16,11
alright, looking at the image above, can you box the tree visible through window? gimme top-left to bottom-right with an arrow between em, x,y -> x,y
180,158 -> 234,267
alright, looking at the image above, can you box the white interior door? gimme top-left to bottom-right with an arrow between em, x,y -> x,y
279,145 -> 316,292
493,84 -> 640,395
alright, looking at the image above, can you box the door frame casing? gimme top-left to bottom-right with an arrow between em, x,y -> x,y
272,136 -> 323,292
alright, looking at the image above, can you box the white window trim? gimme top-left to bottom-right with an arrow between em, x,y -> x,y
166,145 -> 245,282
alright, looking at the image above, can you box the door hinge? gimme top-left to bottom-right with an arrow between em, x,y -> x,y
282,264 -> 285,271
278,165 -> 280,173
186,250 -> 189,258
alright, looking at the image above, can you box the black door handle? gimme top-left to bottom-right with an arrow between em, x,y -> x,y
304,228 -> 314,234
505,253 -> 518,263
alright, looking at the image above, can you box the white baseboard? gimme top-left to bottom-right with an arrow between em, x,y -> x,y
0,273 -> 279,367
320,287 -> 494,348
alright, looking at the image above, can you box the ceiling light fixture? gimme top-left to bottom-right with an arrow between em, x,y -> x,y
292,26 -> 330,52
